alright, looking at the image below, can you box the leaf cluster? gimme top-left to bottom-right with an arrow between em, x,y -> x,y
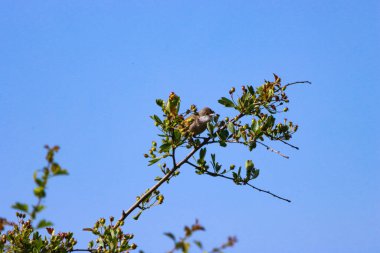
11,145 -> 68,229
0,212 -> 76,253
132,189 -> 164,221
146,92 -> 192,166
1,75 -> 306,252
142,75 -> 301,209
164,220 -> 237,253
85,217 -> 137,253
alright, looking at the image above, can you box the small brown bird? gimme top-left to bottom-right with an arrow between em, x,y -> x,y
187,107 -> 215,135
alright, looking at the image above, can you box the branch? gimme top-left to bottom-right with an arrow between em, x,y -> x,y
256,141 -> 289,159
171,147 -> 176,168
114,145 -> 204,228
206,139 -> 290,159
246,183 -> 291,202
115,111 -> 292,229
266,134 -> 299,150
277,139 -> 299,150
283,80 -> 311,88
114,114 -> 246,228
185,161 -> 291,202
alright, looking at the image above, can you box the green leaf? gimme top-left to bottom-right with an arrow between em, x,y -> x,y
34,177 -> 44,187
36,219 -> 53,229
241,129 -> 247,141
164,232 -> 176,242
159,143 -> 172,153
253,169 -> 260,179
232,172 -> 238,181
164,95 -> 180,117
263,115 -> 275,130
51,162 -> 61,174
273,73 -> 280,82
195,170 -> 204,175
251,119 -> 259,131
215,163 -> 221,173
12,202 -> 29,213
245,160 -> 254,171
247,85 -> 255,95
46,150 -> 54,163
173,129 -> 182,143
148,157 -> 161,166
237,91 -> 251,110
33,205 -> 45,213
194,240 -> 203,249
156,99 -> 164,107
199,148 -> 206,161
211,153 -> 216,164
218,129 -> 229,141
32,237 -> 44,251
33,187 -> 46,198
248,141 -> 257,151
227,122 -> 235,134
133,210 -> 143,220
183,242 -> 190,252
150,114 -> 162,124
98,237 -> 104,248
218,97 -> 235,108
219,141 -> 227,147
54,169 -> 69,175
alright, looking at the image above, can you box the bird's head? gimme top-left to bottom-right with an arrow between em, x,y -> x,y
198,107 -> 215,117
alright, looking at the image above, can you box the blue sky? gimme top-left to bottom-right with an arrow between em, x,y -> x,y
1,1 -> 379,252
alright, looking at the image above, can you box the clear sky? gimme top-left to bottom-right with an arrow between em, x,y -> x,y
1,1 -> 379,252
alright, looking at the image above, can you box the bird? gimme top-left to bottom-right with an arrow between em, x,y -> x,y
187,107 -> 215,136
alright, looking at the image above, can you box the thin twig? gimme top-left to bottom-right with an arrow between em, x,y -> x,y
278,139 -> 299,150
194,136 -> 209,140
70,249 -> 95,252
284,81 -> 311,88
256,141 -> 289,159
206,139 -> 290,159
246,183 -> 291,202
185,161 -> 291,202
171,147 -> 176,168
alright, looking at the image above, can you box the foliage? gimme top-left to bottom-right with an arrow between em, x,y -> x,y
84,217 -> 136,252
0,75 -> 308,252
164,220 -> 237,253
0,213 -> 76,253
118,74 -> 305,228
0,148 -> 137,253
12,145 -> 68,229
